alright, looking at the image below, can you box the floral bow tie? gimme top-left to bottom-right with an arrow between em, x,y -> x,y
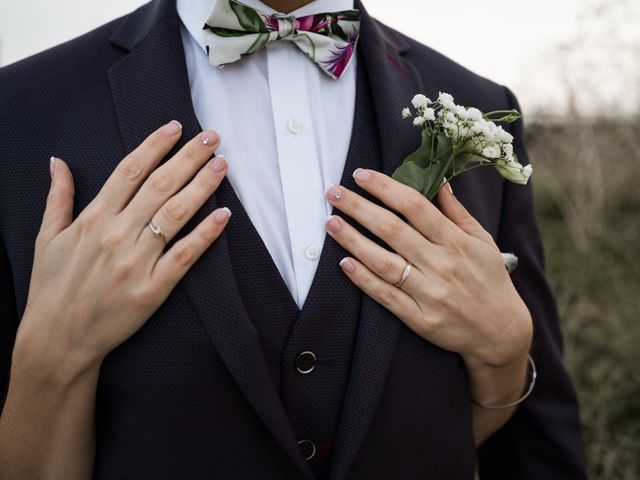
202,0 -> 361,79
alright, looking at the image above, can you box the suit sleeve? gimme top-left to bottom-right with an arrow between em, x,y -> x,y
477,87 -> 587,479
0,239 -> 20,411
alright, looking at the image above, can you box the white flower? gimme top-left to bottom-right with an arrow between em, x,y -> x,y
454,105 -> 468,119
502,143 -> 514,159
471,121 -> 485,135
466,107 -> 483,121
494,158 -> 531,185
482,145 -> 501,159
444,111 -> 457,124
423,108 -> 436,121
495,126 -> 514,143
438,92 -> 456,110
458,126 -> 470,138
402,107 -> 412,119
413,116 -> 426,127
411,94 -> 430,109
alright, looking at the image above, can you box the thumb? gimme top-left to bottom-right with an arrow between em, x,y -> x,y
37,156 -> 75,247
436,179 -> 497,248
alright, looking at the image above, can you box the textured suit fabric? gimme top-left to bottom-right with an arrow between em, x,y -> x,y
0,0 -> 586,479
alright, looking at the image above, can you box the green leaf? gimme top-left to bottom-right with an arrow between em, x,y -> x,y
392,161 -> 428,192
423,160 -> 453,200
404,129 -> 436,169
230,0 -> 268,32
330,21 -> 348,41
483,109 -> 522,124
435,134 -> 453,161
205,26 -> 250,37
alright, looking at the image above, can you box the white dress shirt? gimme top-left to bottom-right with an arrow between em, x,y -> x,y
176,0 -> 357,309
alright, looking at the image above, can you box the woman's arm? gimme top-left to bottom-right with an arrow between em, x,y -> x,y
467,350 -> 530,445
0,122 -> 230,479
0,345 -> 100,479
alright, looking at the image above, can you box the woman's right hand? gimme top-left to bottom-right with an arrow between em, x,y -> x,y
15,121 -> 230,379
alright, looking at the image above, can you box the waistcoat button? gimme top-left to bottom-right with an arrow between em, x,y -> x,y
296,351 -> 317,374
298,439 -> 316,460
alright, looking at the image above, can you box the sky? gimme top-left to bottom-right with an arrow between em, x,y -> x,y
1,0 -> 638,116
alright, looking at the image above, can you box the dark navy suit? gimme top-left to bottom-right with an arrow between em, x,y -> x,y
0,0 -> 586,478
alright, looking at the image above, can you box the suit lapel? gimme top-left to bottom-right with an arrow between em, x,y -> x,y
107,2 -> 313,478
329,3 -> 429,479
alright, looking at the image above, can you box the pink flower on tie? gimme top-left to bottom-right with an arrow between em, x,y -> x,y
320,34 -> 357,79
295,14 -> 332,33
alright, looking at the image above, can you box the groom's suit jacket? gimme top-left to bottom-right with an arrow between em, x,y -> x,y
0,0 -> 586,478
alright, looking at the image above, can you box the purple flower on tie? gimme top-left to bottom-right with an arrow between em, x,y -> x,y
320,34 -> 357,79
263,14 -> 280,32
295,14 -> 332,33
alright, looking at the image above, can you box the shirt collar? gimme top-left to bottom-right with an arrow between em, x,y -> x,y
177,0 -> 356,52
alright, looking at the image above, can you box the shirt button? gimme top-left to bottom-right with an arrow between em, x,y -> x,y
287,118 -> 303,134
304,243 -> 321,260
298,439 -> 316,460
296,351 -> 317,374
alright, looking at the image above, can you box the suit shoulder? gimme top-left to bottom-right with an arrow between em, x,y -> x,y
373,19 -> 512,109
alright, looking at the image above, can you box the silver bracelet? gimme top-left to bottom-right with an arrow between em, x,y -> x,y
471,354 -> 537,409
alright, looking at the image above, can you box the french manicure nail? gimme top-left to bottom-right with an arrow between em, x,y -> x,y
326,186 -> 343,201
326,217 -> 342,234
202,129 -> 219,146
353,168 -> 372,183
339,257 -> 356,273
214,207 -> 231,224
211,155 -> 227,172
160,120 -> 182,136
49,156 -> 56,179
442,176 -> 453,194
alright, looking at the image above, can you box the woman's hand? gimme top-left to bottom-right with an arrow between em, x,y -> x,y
324,168 -> 533,421
16,121 -> 230,379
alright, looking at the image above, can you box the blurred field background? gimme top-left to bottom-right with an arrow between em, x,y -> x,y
524,1 -> 640,477
1,0 -> 638,477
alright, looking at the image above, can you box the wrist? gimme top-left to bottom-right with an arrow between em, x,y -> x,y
466,304 -> 533,370
464,348 -> 530,408
13,322 -> 103,389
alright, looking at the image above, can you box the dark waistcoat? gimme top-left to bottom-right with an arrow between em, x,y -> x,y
216,57 -> 381,478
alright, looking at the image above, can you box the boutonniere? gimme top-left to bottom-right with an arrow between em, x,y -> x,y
392,92 -> 532,201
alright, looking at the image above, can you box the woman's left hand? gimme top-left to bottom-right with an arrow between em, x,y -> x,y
324,168 -> 533,371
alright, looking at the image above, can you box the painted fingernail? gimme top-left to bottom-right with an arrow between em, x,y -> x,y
214,207 -> 231,224
339,257 -> 356,273
326,185 -> 343,201
49,156 -> 56,179
202,129 -> 219,146
211,155 -> 227,172
353,168 -> 372,183
442,176 -> 453,194
325,217 -> 342,234
160,120 -> 182,136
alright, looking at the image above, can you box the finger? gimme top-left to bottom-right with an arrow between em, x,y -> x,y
122,128 -> 220,225
152,206 -> 231,291
325,215 -> 426,297
351,168 -> 460,245
97,120 -> 184,213
141,155 -> 228,251
435,181 -> 497,248
36,157 -> 75,249
325,185 -> 430,260
338,256 -> 424,332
